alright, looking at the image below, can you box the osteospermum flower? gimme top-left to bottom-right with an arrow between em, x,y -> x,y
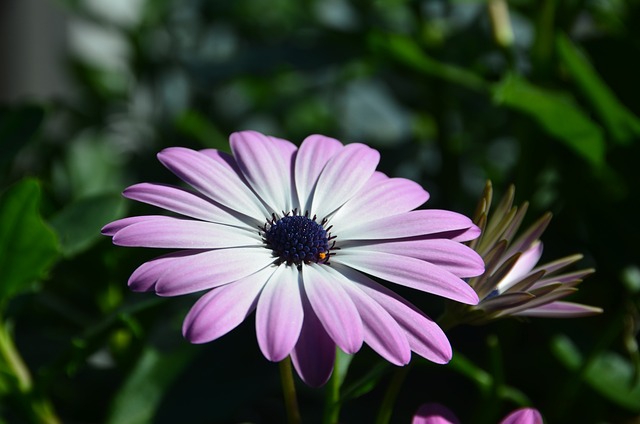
412,403 -> 543,424
441,181 -> 601,327
102,131 -> 484,386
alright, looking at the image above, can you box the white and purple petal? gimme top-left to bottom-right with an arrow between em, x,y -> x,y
256,265 -> 304,362
182,266 -> 275,343
301,264 -> 364,354
230,131 -> 297,212
333,250 -> 479,305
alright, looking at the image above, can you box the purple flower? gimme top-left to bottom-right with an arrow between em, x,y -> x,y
412,403 -> 543,424
102,131 -> 483,386
441,182 -> 601,327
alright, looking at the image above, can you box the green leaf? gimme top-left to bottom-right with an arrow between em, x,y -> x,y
106,345 -> 197,424
557,34 -> 640,145
49,193 -> 126,257
369,33 -> 488,93
552,334 -> 640,412
493,74 -> 606,167
0,105 -> 45,168
175,110 -> 230,152
0,179 -> 60,302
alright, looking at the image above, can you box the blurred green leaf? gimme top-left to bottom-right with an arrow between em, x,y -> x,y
175,110 -> 230,152
493,74 -> 606,167
0,179 -> 59,302
49,193 -> 126,257
369,33 -> 488,92
557,34 -> 640,145
106,345 -> 197,424
0,105 -> 45,169
552,334 -> 640,412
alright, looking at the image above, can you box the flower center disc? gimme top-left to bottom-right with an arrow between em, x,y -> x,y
263,214 -> 331,266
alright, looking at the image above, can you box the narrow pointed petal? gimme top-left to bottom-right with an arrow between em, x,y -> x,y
182,267 -> 274,343
479,292 -> 535,312
337,210 -> 477,241
500,408 -> 543,424
412,403 -> 461,424
512,301 -> 603,318
155,248 -> 275,296
256,265 -> 304,362
497,241 -> 543,292
531,253 -> 583,275
497,287 -> 578,317
311,143 -> 380,218
532,268 -> 595,288
290,294 -> 336,387
335,264 -> 452,364
112,217 -> 261,249
230,131 -> 297,212
294,134 -> 344,213
331,177 -> 429,226
333,251 -> 479,305
343,239 -> 484,278
157,147 -> 268,222
335,275 -> 411,365
302,264 -> 363,354
504,212 -> 552,259
128,250 -> 205,292
123,183 -> 250,227
102,216 -> 158,236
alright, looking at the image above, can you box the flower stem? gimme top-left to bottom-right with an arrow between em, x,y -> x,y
0,319 -> 61,424
323,351 -> 342,424
279,356 -> 301,424
375,364 -> 411,424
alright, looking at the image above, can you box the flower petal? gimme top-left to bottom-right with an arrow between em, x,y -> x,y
512,301 -> 602,318
336,275 -> 411,365
500,408 -> 543,424
230,131 -> 297,212
157,147 -> 268,222
343,239 -> 484,278
256,265 -> 304,361
154,248 -> 275,296
497,241 -> 543,292
337,210 -> 477,241
101,216 -> 157,236
182,266 -> 274,343
311,143 -> 380,219
123,183 -> 250,227
302,264 -> 364,354
112,216 -> 261,249
294,134 -> 344,213
333,264 -> 452,364
333,250 -> 479,305
128,250 -> 206,292
412,403 -> 461,424
332,177 -> 429,226
290,294 -> 336,387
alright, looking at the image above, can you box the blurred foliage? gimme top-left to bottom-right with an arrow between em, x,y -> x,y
1,0 -> 639,422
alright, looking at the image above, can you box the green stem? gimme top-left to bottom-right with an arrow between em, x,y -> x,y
0,320 -> 61,424
323,350 -> 342,424
279,357 -> 301,424
375,364 -> 411,424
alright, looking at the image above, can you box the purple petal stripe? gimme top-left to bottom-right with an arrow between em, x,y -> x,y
337,210 -> 477,241
182,266 -> 275,343
230,131 -> 297,212
256,265 -> 304,362
311,143 -> 380,219
333,251 -> 479,305
302,264 -> 364,354
294,134 -> 344,213
154,247 -> 275,296
290,294 -> 336,387
112,217 -> 261,249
